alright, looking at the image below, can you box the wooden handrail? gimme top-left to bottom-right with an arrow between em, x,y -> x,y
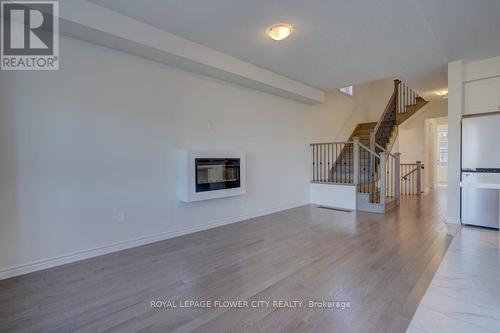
374,142 -> 396,158
358,141 -> 380,158
310,141 -> 352,146
401,168 -> 418,180
401,164 -> 424,179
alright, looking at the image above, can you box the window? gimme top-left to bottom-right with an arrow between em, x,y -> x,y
438,129 -> 448,167
339,86 -> 353,96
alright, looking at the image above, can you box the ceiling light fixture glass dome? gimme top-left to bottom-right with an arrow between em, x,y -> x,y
266,23 -> 293,41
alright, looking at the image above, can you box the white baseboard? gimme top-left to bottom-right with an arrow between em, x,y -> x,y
446,217 -> 461,225
0,201 -> 307,280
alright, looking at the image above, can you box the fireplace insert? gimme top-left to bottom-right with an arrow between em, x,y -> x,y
195,158 -> 241,192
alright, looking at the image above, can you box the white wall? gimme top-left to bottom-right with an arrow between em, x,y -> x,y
309,87 -> 374,141
354,78 -> 396,123
447,55 -> 500,224
0,36 -> 368,275
397,101 -> 448,189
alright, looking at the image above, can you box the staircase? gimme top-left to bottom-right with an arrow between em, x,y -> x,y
312,79 -> 428,213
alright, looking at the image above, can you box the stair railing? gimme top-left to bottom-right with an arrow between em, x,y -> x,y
400,161 -> 423,195
398,81 -> 423,115
356,140 -> 381,203
374,142 -> 401,204
310,80 -> 423,207
373,80 -> 399,153
371,79 -> 424,153
310,139 -> 401,205
310,141 -> 354,184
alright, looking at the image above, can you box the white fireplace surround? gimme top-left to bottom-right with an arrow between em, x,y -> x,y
178,149 -> 246,202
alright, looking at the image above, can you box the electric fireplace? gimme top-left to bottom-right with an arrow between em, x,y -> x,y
195,158 -> 241,192
178,149 -> 246,202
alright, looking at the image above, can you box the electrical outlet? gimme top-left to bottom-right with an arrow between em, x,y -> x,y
117,211 -> 126,223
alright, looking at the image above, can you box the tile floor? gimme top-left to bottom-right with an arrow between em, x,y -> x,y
407,226 -> 500,333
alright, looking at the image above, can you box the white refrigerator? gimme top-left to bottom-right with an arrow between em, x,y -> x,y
461,113 -> 500,229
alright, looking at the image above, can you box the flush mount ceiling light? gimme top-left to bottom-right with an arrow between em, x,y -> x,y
434,89 -> 448,96
266,23 -> 293,41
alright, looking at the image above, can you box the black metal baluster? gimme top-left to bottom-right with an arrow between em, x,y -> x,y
331,144 -> 334,182
344,144 -> 347,184
333,144 -> 335,182
328,144 -> 331,182
321,145 -> 324,182
312,145 -> 314,182
322,145 -> 324,182
313,145 -> 315,182
319,145 -> 323,182
351,144 -> 353,184
325,144 -> 328,182
318,145 -> 321,182
346,144 -> 348,184
341,144 -> 344,184
332,144 -> 334,182
316,145 -> 319,182
335,144 -> 338,182
343,144 -> 346,184
323,144 -> 326,182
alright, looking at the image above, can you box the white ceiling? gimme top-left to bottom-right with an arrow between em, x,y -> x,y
89,0 -> 500,99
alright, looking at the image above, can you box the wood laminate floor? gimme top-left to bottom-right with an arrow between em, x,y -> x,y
0,188 -> 456,333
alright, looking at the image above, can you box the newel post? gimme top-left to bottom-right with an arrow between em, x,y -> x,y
380,152 -> 386,205
394,153 -> 401,205
353,137 -> 360,186
416,160 -> 422,195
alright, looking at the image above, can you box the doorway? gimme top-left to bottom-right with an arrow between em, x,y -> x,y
436,124 -> 448,184
425,116 -> 448,188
